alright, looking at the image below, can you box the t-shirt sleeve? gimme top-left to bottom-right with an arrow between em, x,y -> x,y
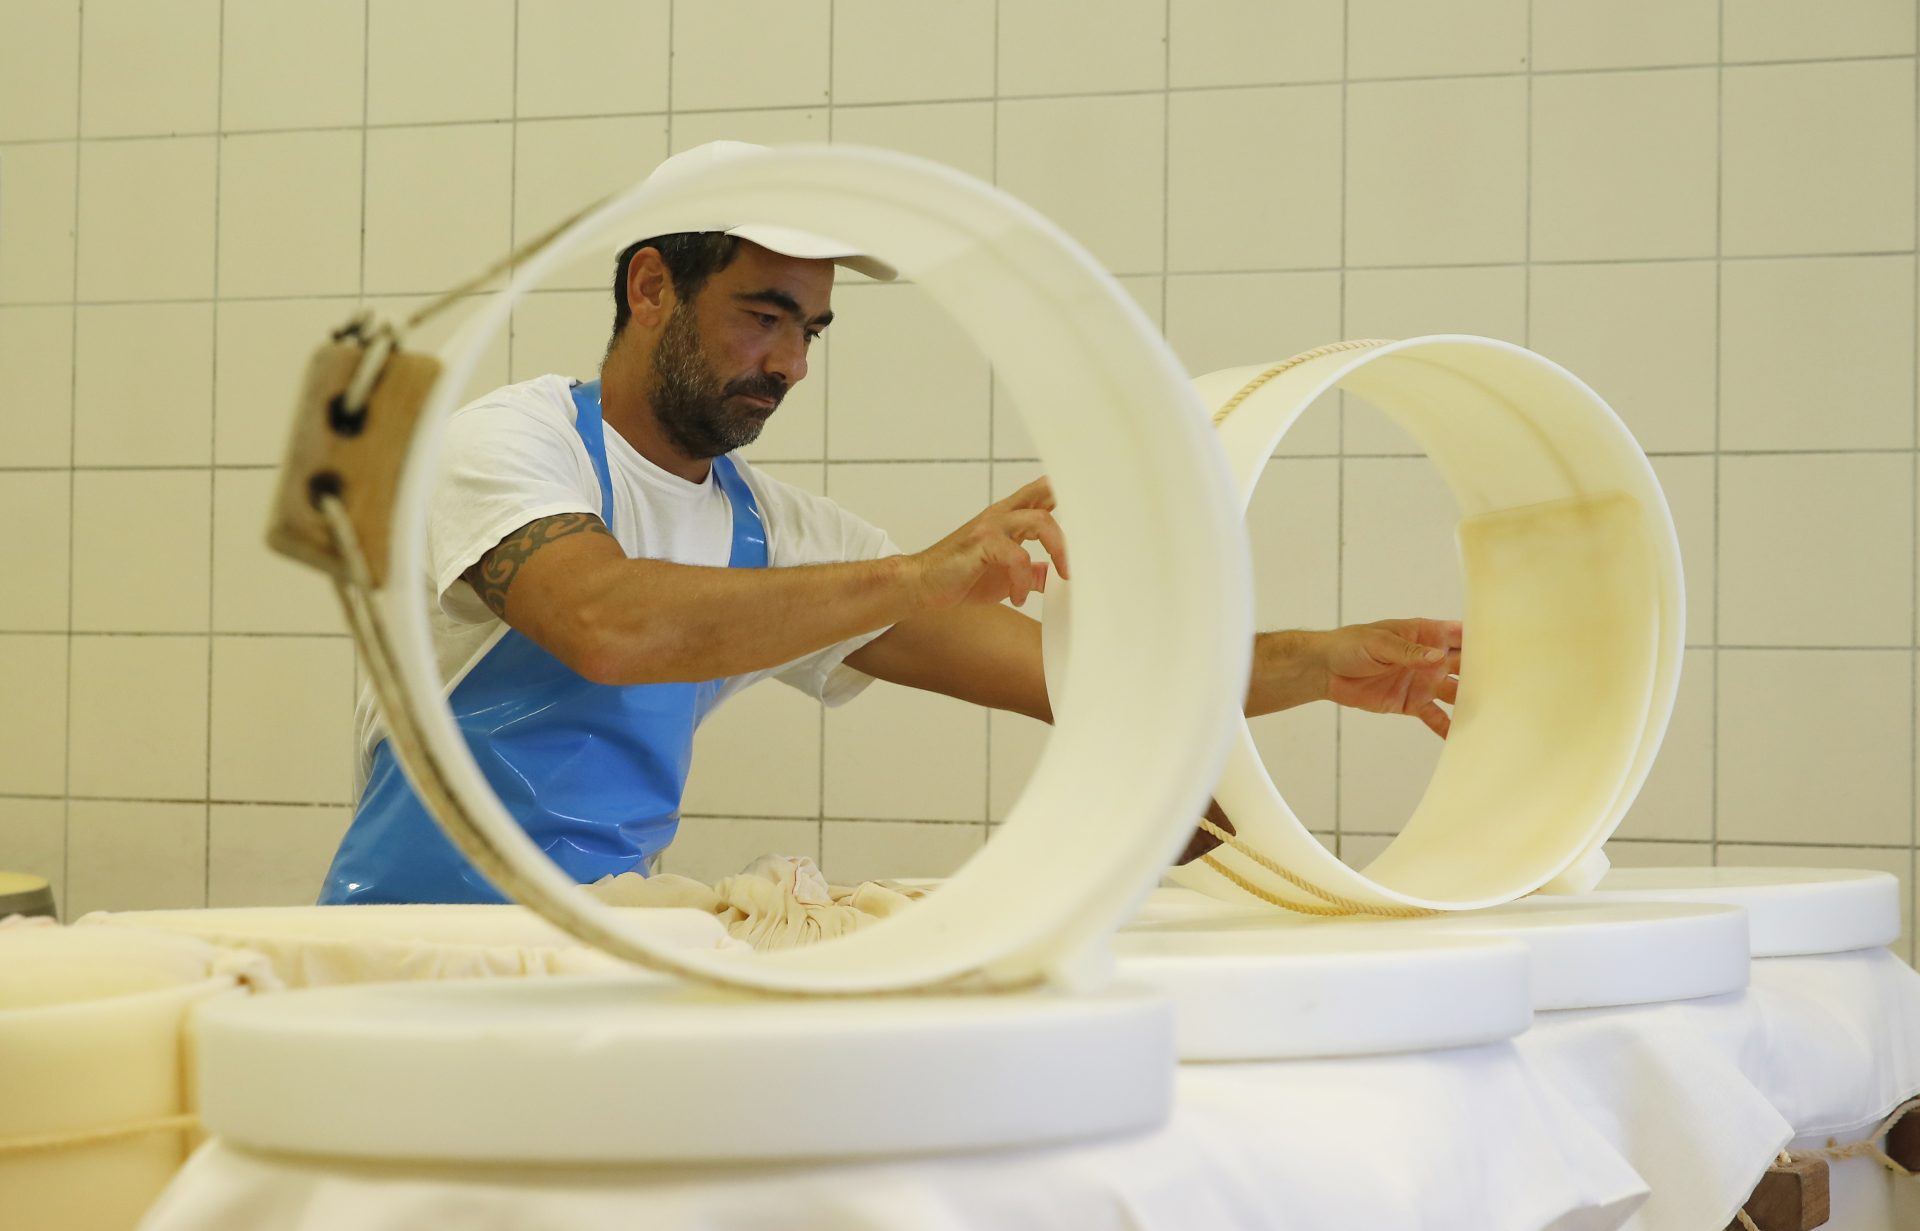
741,466 -> 903,706
429,395 -> 599,625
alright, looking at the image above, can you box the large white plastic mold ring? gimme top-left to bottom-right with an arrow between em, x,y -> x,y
1170,337 -> 1684,913
380,146 -> 1253,995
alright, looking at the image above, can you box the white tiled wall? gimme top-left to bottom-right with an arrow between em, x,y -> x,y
2,2 -> 1917,955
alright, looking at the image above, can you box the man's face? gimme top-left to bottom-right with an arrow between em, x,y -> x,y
646,242 -> 835,460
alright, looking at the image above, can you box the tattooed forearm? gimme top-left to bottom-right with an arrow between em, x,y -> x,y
463,512 -> 613,619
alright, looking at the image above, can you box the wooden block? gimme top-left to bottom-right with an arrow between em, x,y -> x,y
1178,800 -> 1235,865
1726,1155 -> 1830,1231
267,330 -> 444,590
1886,1103 -> 1920,1172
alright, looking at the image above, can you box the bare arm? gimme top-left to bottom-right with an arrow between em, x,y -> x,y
846,614 -> 1380,725
461,480 -> 1069,687
844,614 -> 1461,732
462,513 -> 918,685
844,604 -> 1051,722
847,617 -> 1354,723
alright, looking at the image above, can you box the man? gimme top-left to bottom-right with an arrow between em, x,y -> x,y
320,142 -> 1460,905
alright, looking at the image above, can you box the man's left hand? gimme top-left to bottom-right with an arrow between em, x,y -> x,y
1315,618 -> 1462,738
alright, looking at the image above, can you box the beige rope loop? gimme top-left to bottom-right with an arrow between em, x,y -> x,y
1199,852 -> 1362,917
0,1112 -> 198,1157
1733,1210 -> 1761,1231
1209,338 -> 1395,427
1197,817 -> 1439,918
1789,1095 -> 1920,1177
1818,1136 -> 1911,1173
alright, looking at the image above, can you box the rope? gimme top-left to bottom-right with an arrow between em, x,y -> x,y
1815,1136 -> 1914,1175
404,195 -> 610,333
1200,853 -> 1361,917
0,1112 -> 197,1157
1209,339 -> 1394,426
1197,818 -> 1438,918
1733,1099 -> 1920,1226
1783,1095 -> 1920,1177
1798,1095 -> 1918,1176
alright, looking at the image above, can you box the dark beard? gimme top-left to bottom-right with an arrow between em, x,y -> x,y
646,305 -> 787,460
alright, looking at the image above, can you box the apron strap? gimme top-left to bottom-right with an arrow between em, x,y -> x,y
711,454 -> 768,569
570,378 -> 769,569
568,380 -> 619,534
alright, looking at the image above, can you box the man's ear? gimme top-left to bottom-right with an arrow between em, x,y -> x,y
624,247 -> 674,329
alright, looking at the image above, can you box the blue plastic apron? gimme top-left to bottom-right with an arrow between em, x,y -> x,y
319,380 -> 767,905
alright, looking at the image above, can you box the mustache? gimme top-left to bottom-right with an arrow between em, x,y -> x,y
724,373 -> 788,406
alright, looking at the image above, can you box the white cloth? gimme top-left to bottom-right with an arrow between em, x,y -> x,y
355,373 -> 902,782
136,1041 -> 1647,1231
122,919 -> 1920,1230
1515,950 -> 1920,1231
1517,1003 -> 1793,1231
1664,949 -> 1920,1146
77,905 -> 745,989
587,855 -> 929,950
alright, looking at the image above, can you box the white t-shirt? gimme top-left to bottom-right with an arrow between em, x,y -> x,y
353,374 -> 900,784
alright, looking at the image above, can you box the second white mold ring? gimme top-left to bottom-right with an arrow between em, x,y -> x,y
1165,337 -> 1685,914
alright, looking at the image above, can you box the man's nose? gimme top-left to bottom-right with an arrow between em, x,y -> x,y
766,329 -> 808,385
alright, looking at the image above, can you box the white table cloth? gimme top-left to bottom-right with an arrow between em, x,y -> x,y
131,938 -> 1920,1231
139,1039 -> 1646,1231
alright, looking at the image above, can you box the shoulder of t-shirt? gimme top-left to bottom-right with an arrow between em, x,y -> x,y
730,455 -> 901,566
445,373 -> 580,436
437,374 -> 598,474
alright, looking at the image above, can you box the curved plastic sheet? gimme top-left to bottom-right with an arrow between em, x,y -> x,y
375,145 -> 1253,994
1158,338 -> 1683,911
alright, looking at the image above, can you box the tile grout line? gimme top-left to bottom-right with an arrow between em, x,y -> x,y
1152,0 -> 1167,361
17,630 -> 1920,650
20,445 -> 1920,476
18,633 -> 1920,652
819,0 -> 833,850
506,0 -> 519,378
986,0 -> 1001,464
353,0 -> 371,815
9,792 -> 353,809
7,47 -> 1916,149
0,801 -> 1779,845
1159,0 -> 1171,343
357,0 -> 369,300
1139,0 -> 1172,847
981,0 -> 1002,836
204,0 -> 227,906
14,245 -> 1920,314
1333,0 -> 1350,852
1711,0 -> 1724,865
61,0 -> 85,911
1522,0 -> 1532,349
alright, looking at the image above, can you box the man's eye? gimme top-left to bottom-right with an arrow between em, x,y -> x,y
804,331 -> 822,345
754,313 -> 778,327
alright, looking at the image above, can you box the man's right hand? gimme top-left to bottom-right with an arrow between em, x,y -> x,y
908,478 -> 1070,610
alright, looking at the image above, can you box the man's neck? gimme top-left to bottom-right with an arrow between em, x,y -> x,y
597,362 -> 713,484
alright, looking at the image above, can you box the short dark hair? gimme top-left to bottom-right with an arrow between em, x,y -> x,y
609,232 -> 743,341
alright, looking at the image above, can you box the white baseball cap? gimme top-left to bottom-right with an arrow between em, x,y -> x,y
638,140 -> 898,281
